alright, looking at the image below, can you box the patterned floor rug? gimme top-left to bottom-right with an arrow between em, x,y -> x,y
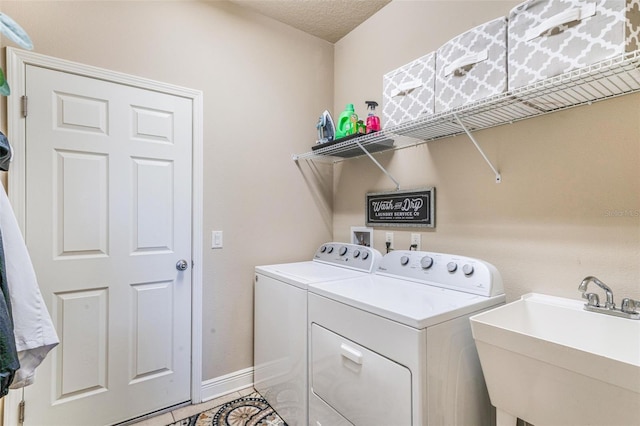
169,392 -> 287,426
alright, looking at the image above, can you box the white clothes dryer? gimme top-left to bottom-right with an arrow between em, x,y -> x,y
308,250 -> 505,426
254,242 -> 381,426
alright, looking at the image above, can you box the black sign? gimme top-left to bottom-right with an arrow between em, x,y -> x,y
366,188 -> 435,227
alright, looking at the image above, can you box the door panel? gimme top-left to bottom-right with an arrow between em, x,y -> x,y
132,158 -> 174,252
56,150 -> 109,256
130,280 -> 173,381
132,106 -> 174,143
55,288 -> 108,401
23,64 -> 193,425
54,91 -> 108,134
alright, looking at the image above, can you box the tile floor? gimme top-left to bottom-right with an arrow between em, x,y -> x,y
130,387 -> 257,426
127,387 -> 533,426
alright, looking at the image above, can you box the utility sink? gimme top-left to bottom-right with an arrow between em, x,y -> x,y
470,293 -> 640,426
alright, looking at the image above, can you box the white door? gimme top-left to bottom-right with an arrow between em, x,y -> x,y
21,64 -> 193,425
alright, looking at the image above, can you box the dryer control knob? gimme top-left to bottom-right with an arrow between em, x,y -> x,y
447,262 -> 458,273
320,245 -> 327,253
353,249 -> 361,258
361,251 -> 370,260
326,246 -> 334,254
420,256 -> 434,269
339,246 -> 348,256
400,256 -> 410,266
463,264 -> 474,276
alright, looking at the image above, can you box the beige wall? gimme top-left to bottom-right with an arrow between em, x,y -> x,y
0,0 -> 334,382
334,0 -> 640,302
1,0 -> 639,399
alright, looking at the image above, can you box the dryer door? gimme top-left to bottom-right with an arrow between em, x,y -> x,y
310,323 -> 412,425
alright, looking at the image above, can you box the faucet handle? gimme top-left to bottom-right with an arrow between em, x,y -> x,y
621,298 -> 640,314
582,292 -> 600,307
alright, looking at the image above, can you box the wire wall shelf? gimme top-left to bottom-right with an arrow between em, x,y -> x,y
293,50 -> 640,163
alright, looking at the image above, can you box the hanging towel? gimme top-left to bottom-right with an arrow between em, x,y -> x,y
0,181 -> 59,388
0,225 -> 19,397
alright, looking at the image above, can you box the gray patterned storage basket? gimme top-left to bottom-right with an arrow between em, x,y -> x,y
435,17 -> 508,113
382,52 -> 436,128
508,0 -> 640,91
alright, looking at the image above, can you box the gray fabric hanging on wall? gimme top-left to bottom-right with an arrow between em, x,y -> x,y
0,128 -> 19,395
0,227 -> 20,396
0,131 -> 12,171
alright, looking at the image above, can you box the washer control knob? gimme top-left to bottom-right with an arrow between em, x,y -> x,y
400,256 -> 410,266
339,246 -> 348,256
326,246 -> 334,254
353,249 -> 361,258
420,256 -> 434,269
361,251 -> 370,260
320,245 -> 327,253
447,262 -> 458,273
462,264 -> 474,276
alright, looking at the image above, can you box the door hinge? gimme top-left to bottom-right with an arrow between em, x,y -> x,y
21,95 -> 28,118
18,399 -> 25,424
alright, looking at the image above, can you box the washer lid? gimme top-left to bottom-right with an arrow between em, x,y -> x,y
255,261 -> 369,289
308,274 -> 505,328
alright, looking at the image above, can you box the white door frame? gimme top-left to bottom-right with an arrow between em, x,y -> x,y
3,47 -> 204,423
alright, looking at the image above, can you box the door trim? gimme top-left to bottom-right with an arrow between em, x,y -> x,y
4,47 -> 204,422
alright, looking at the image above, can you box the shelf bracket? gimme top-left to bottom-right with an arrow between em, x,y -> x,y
453,114 -> 502,183
355,140 -> 400,190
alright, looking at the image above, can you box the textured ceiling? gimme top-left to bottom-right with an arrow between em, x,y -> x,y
229,0 -> 391,43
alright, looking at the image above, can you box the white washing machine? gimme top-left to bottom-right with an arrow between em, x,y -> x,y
308,250 -> 505,426
254,242 -> 382,426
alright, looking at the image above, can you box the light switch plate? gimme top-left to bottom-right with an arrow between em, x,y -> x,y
212,230 -> 223,249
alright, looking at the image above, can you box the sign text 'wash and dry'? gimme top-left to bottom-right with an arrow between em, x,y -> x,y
366,188 -> 435,227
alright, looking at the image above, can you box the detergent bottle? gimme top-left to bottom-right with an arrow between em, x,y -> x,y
335,103 -> 356,139
365,101 -> 381,133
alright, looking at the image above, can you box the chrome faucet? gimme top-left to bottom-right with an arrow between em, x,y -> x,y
579,276 -> 615,309
578,276 -> 639,320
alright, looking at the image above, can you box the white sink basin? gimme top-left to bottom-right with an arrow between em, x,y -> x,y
470,293 -> 640,426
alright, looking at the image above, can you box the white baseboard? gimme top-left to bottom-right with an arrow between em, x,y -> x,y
200,367 -> 254,402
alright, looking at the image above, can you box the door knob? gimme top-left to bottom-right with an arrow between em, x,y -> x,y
176,259 -> 188,271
